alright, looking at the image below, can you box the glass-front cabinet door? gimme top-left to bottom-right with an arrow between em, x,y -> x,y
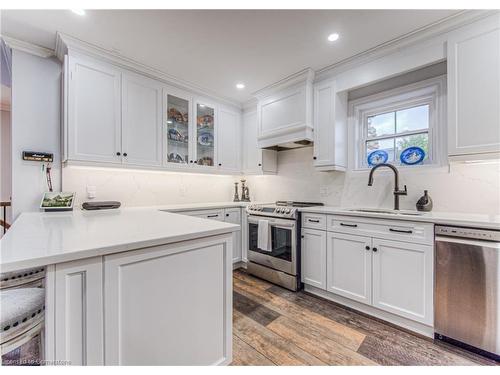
165,93 -> 191,166
195,101 -> 216,167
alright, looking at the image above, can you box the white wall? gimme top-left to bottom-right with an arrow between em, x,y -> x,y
62,166 -> 239,207
11,50 -> 61,218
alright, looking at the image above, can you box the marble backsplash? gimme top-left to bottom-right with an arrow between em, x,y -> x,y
63,147 -> 500,215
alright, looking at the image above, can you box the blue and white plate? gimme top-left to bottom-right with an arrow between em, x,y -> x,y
198,132 -> 214,146
367,150 -> 388,166
400,147 -> 425,165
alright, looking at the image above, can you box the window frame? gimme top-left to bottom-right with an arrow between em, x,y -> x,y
349,75 -> 447,171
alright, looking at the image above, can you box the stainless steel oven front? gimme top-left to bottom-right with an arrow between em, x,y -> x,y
246,214 -> 298,290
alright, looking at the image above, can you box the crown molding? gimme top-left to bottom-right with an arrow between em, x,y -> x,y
1,35 -> 54,58
314,10 -> 499,83
55,32 -> 242,109
252,68 -> 314,99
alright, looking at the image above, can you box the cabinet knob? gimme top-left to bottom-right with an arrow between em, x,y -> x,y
226,213 -> 229,217
365,246 -> 370,251
301,235 -> 304,238
218,163 -> 222,166
116,152 -> 121,156
372,247 -> 378,252
190,160 -> 193,163
194,160 -> 198,164
258,163 -> 262,167
123,153 -> 128,157
313,156 -> 317,160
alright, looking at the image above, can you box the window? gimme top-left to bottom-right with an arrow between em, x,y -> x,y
349,76 -> 446,170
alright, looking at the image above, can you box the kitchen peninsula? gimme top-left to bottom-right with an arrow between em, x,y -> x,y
0,208 -> 239,365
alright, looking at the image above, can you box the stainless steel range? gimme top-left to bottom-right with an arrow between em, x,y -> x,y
246,201 -> 323,291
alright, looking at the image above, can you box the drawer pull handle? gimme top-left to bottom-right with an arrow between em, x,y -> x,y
207,214 -> 219,218
340,223 -> 358,228
389,228 -> 413,234
308,219 -> 320,223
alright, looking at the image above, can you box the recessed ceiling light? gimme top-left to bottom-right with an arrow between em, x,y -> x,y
236,83 -> 245,90
327,33 -> 340,42
71,9 -> 86,16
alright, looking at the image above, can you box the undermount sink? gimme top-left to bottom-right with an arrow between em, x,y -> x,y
347,208 -> 424,216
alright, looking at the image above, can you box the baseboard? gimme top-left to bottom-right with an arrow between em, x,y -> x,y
232,261 -> 246,270
304,284 -> 434,338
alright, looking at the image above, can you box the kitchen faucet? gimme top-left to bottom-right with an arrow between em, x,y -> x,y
367,163 -> 407,210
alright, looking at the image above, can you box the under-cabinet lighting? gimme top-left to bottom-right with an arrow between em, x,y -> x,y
70,9 -> 86,16
327,33 -> 340,42
236,83 -> 245,90
166,120 -> 173,124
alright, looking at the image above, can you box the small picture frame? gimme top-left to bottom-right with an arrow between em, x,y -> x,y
40,192 -> 75,212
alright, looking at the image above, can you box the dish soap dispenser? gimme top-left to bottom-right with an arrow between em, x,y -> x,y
416,190 -> 433,212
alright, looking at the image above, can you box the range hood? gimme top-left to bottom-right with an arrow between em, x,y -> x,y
253,68 -> 314,149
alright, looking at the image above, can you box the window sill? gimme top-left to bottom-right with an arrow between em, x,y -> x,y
349,163 -> 450,175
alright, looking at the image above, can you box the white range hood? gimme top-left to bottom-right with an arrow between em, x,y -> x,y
253,68 -> 314,149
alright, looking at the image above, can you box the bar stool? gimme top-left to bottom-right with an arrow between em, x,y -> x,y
0,267 -> 46,290
1,288 -> 45,365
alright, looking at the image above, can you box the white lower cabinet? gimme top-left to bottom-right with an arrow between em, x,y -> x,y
301,228 -> 326,289
326,232 -> 372,305
224,208 -> 242,263
371,239 -> 433,325
301,214 -> 434,330
53,257 -> 104,365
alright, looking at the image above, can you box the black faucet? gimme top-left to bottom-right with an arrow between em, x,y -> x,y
367,163 -> 407,210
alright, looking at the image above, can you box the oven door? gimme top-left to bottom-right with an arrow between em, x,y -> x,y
247,215 -> 297,275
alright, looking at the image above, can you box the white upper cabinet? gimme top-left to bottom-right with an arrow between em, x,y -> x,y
313,79 -> 347,171
447,14 -> 500,157
165,88 -> 193,167
254,68 -> 314,148
217,106 -> 241,172
68,55 -> 121,163
194,99 -> 217,169
122,73 -> 163,167
242,110 -> 277,174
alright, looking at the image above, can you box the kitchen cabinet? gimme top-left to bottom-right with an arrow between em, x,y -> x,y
242,110 -> 277,174
165,88 -> 193,167
447,13 -> 500,158
300,213 -> 434,329
67,55 -> 121,163
122,72 -> 163,166
313,79 -> 347,171
53,257 -> 104,365
175,207 -> 243,264
224,208 -> 242,262
195,99 -> 217,168
326,232 -> 372,304
372,238 -> 433,325
301,228 -> 326,289
49,234 -> 233,365
217,107 -> 241,172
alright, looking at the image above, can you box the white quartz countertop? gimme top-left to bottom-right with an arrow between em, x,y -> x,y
299,206 -> 500,230
0,207 -> 239,273
147,201 -> 251,212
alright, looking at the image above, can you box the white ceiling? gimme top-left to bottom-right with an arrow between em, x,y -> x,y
0,9 -> 460,104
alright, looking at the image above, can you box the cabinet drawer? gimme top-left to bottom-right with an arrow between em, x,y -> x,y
327,215 -> 434,245
180,209 -> 225,222
302,213 -> 327,230
224,208 -> 241,224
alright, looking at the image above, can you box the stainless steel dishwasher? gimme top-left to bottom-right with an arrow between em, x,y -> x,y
435,225 -> 500,360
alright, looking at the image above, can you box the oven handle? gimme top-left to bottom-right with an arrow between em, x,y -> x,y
247,215 -> 296,228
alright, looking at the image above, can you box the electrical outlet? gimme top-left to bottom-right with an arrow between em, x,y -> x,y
86,185 -> 97,199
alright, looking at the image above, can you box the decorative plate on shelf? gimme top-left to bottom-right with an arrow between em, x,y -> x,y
198,132 -> 214,146
400,147 -> 425,165
168,153 -> 185,164
367,150 -> 388,166
197,157 -> 214,166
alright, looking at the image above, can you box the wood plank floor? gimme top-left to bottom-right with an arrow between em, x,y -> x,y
231,270 -> 499,366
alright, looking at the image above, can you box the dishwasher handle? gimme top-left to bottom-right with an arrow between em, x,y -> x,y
435,235 -> 500,249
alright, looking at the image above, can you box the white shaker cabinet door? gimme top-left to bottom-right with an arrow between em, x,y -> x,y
301,228 -> 327,289
327,232 -> 372,304
447,14 -> 500,156
53,257 -> 104,365
103,238 -> 232,365
217,107 -> 241,172
371,239 -> 433,325
68,56 -> 122,163
224,208 -> 242,263
122,73 -> 163,166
